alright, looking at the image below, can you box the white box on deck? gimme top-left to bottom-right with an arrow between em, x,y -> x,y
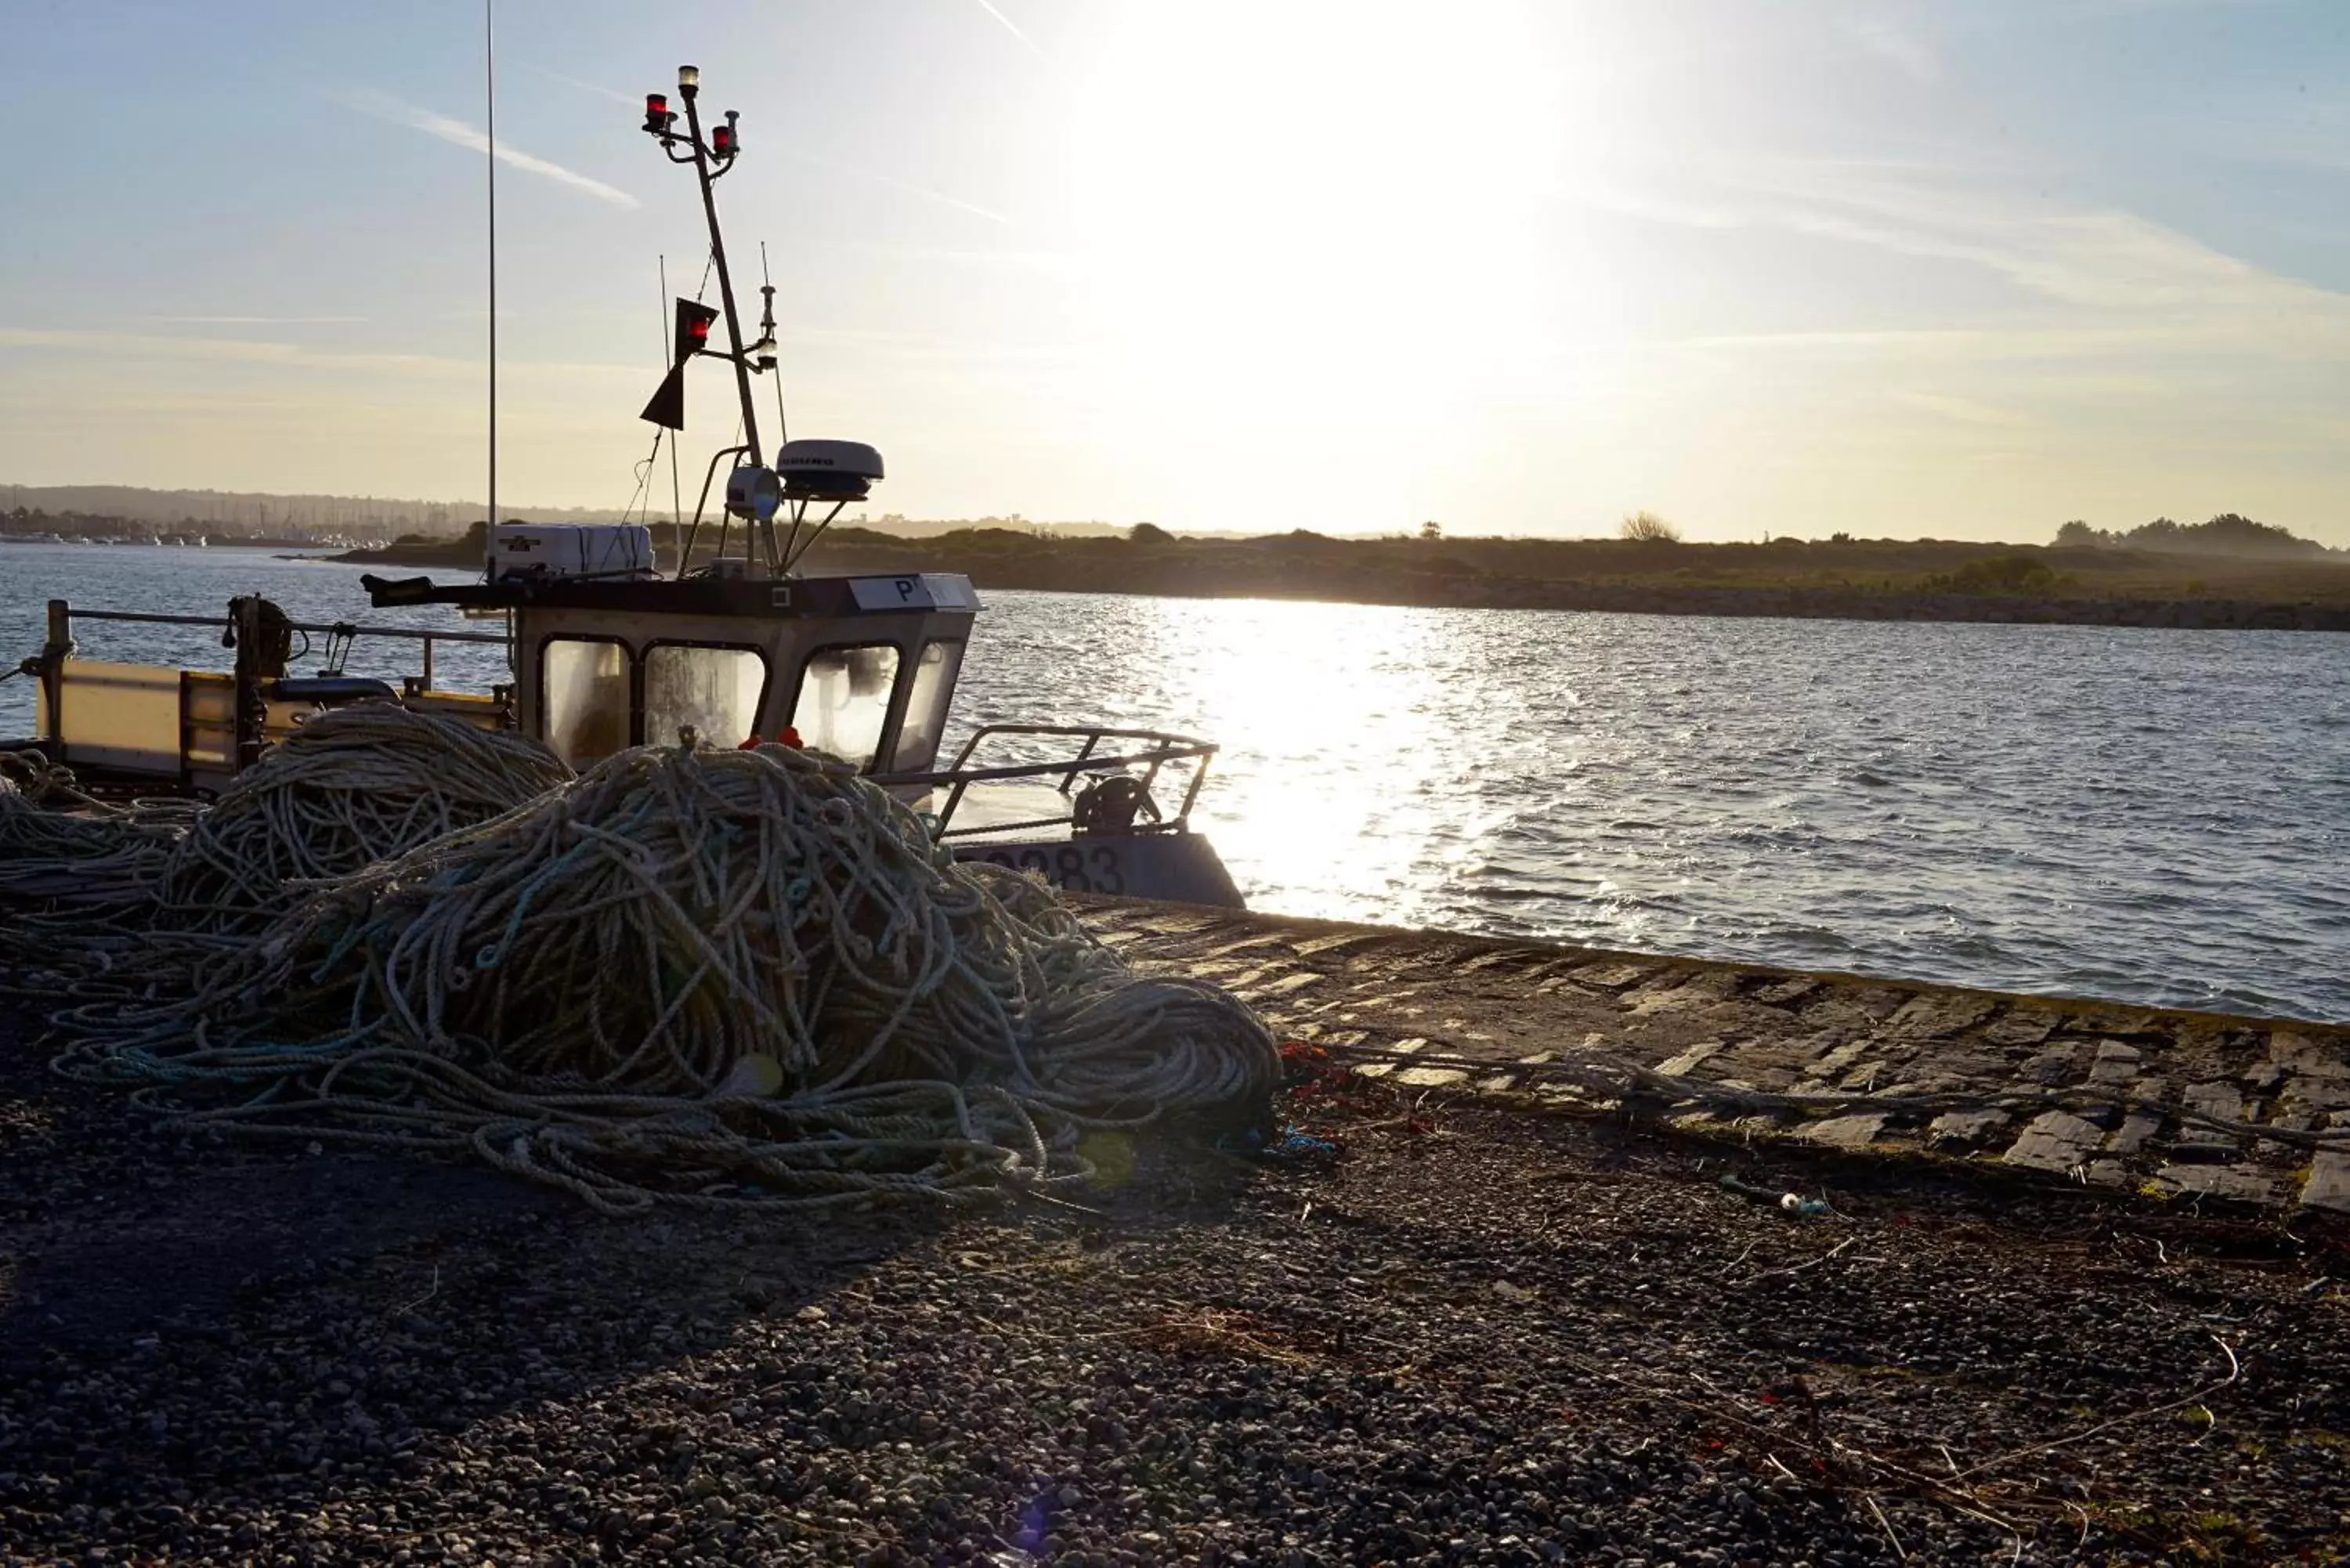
491,523 -> 656,583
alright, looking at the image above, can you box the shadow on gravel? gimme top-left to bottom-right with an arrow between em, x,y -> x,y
0,995 -> 1282,1560
10,1040 -> 2349,1565
2,1142 -> 938,1528
0,1152 -> 561,1373
0,1028 -> 1163,1523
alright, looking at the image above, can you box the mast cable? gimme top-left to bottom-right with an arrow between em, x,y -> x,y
761,240 -> 789,447
620,255 -> 668,525
662,254 -> 683,534
483,0 -> 497,578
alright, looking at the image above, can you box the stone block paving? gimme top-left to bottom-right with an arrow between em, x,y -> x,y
1073,897 -> 2350,1215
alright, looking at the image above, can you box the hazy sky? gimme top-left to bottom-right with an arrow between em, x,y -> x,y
2,0 -> 2346,543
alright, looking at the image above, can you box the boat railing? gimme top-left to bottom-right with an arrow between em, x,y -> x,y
24,599 -> 519,780
54,604 -> 512,690
873,723 -> 1217,842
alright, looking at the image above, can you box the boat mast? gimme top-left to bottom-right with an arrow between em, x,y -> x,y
644,68 -> 784,568
674,69 -> 760,472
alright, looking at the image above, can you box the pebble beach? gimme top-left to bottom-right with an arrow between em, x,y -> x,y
5,998 -> 2348,1566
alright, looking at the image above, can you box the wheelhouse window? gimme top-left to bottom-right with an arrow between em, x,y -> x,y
791,644 -> 899,770
541,637 -> 630,766
644,643 -> 766,750
891,639 -> 965,772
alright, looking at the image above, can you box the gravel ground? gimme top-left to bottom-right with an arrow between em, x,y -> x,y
4,1012 -> 2348,1566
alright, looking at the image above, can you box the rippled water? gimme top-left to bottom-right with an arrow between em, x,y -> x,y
4,545 -> 2345,1021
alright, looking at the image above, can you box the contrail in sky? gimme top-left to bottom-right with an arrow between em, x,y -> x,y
338,89 -> 639,208
782,150 -> 1010,226
971,0 -> 1049,58
521,63 -> 637,107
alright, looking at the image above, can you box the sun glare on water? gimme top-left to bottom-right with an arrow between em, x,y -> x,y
1168,599 -> 1509,927
1061,2 -> 1585,529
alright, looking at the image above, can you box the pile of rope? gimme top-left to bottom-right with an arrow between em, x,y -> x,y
0,707 -> 575,999
153,704 -> 574,927
0,750 -> 189,903
7,709 -> 1278,1212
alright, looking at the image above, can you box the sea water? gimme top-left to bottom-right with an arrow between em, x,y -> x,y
2,543 -> 2343,1021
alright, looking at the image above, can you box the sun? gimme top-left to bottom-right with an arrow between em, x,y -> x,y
1056,2 -> 1585,529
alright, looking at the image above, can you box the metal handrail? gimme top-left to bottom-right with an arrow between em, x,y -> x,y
873,723 -> 1218,842
876,745 -> 1215,791
60,608 -> 512,645
935,812 -> 1079,840
942,722 -> 1207,770
59,605 -> 512,695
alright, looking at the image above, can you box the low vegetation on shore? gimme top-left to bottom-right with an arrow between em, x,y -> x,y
19,493 -> 2346,630
336,514 -> 2350,630
781,512 -> 2350,630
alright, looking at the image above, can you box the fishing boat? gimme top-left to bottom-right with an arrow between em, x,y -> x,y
0,64 -> 1244,909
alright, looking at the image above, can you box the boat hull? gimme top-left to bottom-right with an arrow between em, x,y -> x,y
953,829 -> 1243,909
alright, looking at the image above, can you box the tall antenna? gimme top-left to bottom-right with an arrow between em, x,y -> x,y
661,255 -> 682,532
483,0 -> 499,577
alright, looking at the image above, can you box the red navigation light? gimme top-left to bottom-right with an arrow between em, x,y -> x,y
642,92 -> 670,135
711,125 -> 733,157
668,297 -> 720,367
645,293 -> 719,428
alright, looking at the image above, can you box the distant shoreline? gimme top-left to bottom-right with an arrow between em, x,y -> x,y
316,542 -> 476,568
327,536 -> 2350,633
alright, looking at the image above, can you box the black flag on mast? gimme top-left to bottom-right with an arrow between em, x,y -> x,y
640,298 -> 721,429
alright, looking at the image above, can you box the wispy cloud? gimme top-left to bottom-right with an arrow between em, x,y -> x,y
1852,16 -> 1940,81
1574,156 -> 2350,325
1889,390 -> 2030,425
782,150 -> 1010,226
970,0 -> 1050,60
828,241 -> 1076,275
1752,162 -> 2347,323
2044,0 -> 2279,18
142,315 -> 367,326
0,325 -> 641,380
336,89 -> 638,208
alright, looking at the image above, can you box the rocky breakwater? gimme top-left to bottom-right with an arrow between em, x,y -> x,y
1082,898 -> 2350,1215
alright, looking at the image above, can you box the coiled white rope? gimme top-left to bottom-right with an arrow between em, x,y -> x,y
5,709 -> 1278,1212
0,751 -> 189,903
0,706 -> 574,988
154,704 -> 576,927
